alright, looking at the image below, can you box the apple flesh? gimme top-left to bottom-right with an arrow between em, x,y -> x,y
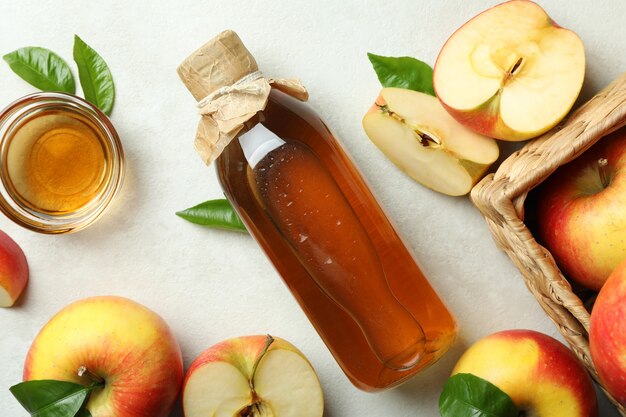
535,128 -> 626,290
0,229 -> 28,307
362,87 -> 499,196
434,0 -> 585,141
23,296 -> 184,417
183,335 -> 323,417
453,329 -> 597,417
590,259 -> 626,406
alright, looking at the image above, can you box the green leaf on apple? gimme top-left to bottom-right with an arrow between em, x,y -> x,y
10,379 -> 97,417
439,373 -> 518,417
367,53 -> 435,96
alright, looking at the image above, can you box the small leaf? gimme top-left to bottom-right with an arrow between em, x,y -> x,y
176,199 -> 247,233
439,373 -> 519,417
367,53 -> 435,96
73,35 -> 115,115
10,380 -> 93,417
3,47 -> 75,93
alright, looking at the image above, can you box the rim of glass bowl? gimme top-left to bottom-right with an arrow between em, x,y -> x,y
0,92 -> 124,234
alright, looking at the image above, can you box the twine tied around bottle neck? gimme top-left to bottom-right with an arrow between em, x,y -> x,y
192,72 -> 308,165
177,30 -> 309,165
197,70 -> 264,111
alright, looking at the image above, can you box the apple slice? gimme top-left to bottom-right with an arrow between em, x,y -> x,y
183,335 -> 324,417
0,230 -> 28,307
434,0 -> 585,141
362,87 -> 499,196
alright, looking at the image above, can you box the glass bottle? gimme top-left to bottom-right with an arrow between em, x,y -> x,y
179,31 -> 456,391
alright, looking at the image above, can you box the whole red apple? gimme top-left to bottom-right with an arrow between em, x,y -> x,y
535,127 -> 626,290
23,296 -> 184,417
590,259 -> 626,405
453,329 -> 597,417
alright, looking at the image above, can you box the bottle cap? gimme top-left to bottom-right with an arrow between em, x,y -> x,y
239,124 -> 286,169
177,30 -> 258,102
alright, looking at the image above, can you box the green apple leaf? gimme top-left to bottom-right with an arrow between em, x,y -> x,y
73,35 -> 115,115
3,47 -> 75,93
10,379 -> 96,417
176,199 -> 247,233
367,53 -> 435,96
439,373 -> 519,417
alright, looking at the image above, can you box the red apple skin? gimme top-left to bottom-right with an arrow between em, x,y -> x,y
184,336 -> 271,382
535,128 -> 626,290
366,93 -> 385,115
0,229 -> 28,307
453,330 -> 597,417
23,296 -> 184,417
437,95 -> 506,140
590,260 -> 626,406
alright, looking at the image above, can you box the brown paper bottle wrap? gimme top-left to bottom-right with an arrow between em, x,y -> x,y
177,30 -> 309,165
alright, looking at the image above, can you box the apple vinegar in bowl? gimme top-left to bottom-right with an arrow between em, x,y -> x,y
0,92 -> 124,233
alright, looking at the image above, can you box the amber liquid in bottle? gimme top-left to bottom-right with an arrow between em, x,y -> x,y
217,90 -> 456,390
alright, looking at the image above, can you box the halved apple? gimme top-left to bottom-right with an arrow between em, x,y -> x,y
363,87 -> 499,196
433,0 -> 585,141
183,335 -> 323,417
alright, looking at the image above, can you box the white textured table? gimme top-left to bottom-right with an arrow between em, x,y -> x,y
1,1 -> 624,416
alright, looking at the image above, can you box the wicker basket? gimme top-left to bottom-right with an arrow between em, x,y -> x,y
471,72 -> 626,415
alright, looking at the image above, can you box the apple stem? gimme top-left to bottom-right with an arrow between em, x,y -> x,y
250,335 -> 275,388
77,366 -> 105,386
238,335 -> 275,416
598,158 -> 610,188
